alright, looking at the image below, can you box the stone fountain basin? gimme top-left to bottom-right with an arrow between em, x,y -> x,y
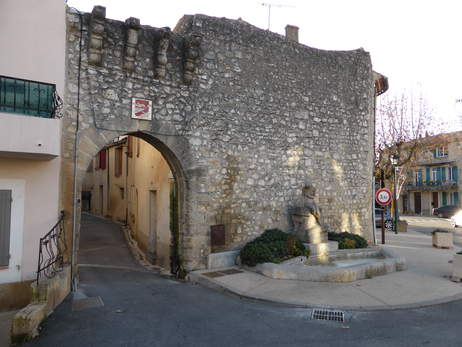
255,247 -> 406,283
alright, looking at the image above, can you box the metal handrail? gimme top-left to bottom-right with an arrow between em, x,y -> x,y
36,211 -> 67,285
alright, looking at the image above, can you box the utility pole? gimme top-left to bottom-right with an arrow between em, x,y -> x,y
261,2 -> 295,30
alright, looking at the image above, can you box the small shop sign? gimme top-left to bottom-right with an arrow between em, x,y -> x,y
131,98 -> 152,120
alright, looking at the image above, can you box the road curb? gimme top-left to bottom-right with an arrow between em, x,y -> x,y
188,271 -> 462,312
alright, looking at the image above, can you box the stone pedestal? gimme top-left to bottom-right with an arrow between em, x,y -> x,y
292,214 -> 326,244
303,241 -> 338,257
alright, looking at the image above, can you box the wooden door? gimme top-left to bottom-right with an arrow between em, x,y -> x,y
414,192 -> 421,214
432,192 -> 439,208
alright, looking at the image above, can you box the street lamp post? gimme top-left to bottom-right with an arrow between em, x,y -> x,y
391,154 -> 399,234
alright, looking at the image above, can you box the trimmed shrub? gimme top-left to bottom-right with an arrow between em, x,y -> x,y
328,232 -> 368,249
240,229 -> 308,267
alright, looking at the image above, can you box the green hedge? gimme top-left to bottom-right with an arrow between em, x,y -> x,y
328,232 -> 368,249
240,229 -> 308,267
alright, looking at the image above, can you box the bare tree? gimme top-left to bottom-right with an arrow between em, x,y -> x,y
375,89 -> 446,199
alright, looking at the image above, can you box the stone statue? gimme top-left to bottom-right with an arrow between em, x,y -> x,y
291,184 -> 327,244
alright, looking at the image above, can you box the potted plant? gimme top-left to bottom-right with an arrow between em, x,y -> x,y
451,251 -> 462,282
432,229 -> 453,249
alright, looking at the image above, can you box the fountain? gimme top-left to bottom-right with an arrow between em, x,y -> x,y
254,185 -> 406,282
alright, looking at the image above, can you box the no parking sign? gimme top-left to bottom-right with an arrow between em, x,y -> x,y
376,188 -> 392,206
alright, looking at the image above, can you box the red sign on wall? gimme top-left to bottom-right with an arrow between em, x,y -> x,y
131,98 -> 152,120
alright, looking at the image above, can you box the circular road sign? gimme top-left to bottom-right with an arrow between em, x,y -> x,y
376,188 -> 392,206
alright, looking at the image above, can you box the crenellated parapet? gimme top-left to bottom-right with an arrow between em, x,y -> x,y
69,5 -> 201,84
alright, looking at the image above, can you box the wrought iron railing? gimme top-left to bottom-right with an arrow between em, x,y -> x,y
0,75 -> 63,118
406,180 -> 458,191
36,211 -> 67,285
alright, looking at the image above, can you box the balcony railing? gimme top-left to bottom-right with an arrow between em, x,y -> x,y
0,75 -> 62,119
406,180 -> 458,191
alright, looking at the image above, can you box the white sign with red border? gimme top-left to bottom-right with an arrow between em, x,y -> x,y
376,188 -> 392,206
131,98 -> 152,120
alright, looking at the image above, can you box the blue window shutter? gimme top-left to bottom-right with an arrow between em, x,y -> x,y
442,167 -> 446,181
454,192 -> 460,206
0,190 -> 12,266
442,192 -> 447,206
433,149 -> 437,158
418,169 -> 423,185
436,167 -> 442,181
453,166 -> 459,182
426,168 -> 430,183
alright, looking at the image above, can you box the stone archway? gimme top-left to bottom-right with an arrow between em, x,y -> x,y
61,127 -> 192,281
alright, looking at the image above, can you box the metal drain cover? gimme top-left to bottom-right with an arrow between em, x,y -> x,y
311,309 -> 345,322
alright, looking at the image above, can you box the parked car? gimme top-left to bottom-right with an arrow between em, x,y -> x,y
432,205 -> 461,218
375,208 -> 387,227
451,210 -> 462,228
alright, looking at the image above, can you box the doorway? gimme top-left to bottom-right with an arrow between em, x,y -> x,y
149,190 -> 157,262
432,192 -> 439,209
414,192 -> 421,215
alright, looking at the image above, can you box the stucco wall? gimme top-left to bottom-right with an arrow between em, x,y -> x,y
126,138 -> 171,268
64,8 -> 376,270
0,0 -> 66,95
0,159 -> 60,282
0,0 -> 65,284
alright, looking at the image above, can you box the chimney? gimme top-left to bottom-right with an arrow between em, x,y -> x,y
285,25 -> 299,43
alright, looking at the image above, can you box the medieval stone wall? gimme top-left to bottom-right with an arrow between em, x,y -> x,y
64,6 -> 375,270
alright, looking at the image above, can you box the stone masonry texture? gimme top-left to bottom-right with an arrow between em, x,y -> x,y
63,7 -> 376,271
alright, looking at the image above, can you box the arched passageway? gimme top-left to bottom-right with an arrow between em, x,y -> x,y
77,133 -> 185,275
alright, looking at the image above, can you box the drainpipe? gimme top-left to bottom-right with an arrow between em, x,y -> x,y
71,10 -> 84,292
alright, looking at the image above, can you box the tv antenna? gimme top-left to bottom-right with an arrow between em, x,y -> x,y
262,2 -> 295,30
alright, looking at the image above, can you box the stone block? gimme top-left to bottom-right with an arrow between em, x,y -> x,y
432,231 -> 453,249
207,250 -> 239,269
11,303 -> 47,344
451,254 -> 462,282
10,266 -> 71,343
398,220 -> 408,232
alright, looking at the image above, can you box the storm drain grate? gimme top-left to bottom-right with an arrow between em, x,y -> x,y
202,271 -> 225,278
220,269 -> 243,275
311,309 -> 345,322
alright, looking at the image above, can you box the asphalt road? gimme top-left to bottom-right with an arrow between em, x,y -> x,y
26,214 -> 462,347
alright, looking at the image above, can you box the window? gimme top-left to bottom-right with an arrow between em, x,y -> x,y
414,169 -> 422,185
0,190 -> 12,267
98,150 -> 107,170
434,146 -> 448,158
0,76 -> 56,118
127,136 -> 133,158
453,192 -> 460,206
115,147 -> 123,177
432,168 -> 438,181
